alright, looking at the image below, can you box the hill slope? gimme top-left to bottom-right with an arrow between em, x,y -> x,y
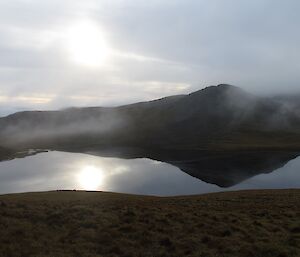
0,189 -> 299,257
1,84 -> 300,152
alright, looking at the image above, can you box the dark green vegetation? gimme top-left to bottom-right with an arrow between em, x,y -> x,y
0,190 -> 299,257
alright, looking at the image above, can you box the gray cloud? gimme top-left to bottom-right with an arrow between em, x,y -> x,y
0,0 -> 299,116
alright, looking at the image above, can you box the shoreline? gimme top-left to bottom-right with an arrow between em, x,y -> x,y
0,187 -> 300,197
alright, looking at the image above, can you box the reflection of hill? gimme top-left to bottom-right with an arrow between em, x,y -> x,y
0,145 -> 298,188
82,148 -> 299,187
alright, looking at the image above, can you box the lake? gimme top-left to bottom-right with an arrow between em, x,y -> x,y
0,150 -> 299,196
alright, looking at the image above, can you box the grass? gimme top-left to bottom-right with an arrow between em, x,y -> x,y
0,189 -> 299,257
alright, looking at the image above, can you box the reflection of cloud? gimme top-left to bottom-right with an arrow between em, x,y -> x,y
77,165 -> 104,190
111,165 -> 130,175
1,151 -> 300,196
151,160 -> 162,165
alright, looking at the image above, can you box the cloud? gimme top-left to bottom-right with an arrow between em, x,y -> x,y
0,0 -> 299,115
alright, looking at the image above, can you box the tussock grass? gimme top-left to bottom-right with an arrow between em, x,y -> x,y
0,189 -> 299,257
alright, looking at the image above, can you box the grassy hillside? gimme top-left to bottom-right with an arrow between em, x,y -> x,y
1,85 -> 300,155
0,190 -> 299,257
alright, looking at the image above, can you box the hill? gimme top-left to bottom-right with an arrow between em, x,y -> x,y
1,84 -> 300,152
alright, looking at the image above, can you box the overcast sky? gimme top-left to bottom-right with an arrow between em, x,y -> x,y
0,0 -> 299,115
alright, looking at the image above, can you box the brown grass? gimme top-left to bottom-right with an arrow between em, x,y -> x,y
0,189 -> 299,257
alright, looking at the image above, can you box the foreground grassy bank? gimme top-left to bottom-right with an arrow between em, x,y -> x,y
0,190 -> 299,257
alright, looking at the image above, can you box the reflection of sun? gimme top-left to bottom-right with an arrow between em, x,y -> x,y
66,21 -> 110,67
78,166 -> 104,190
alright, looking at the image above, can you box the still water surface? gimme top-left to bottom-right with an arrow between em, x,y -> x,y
0,151 -> 299,196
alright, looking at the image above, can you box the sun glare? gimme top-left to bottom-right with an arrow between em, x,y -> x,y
78,166 -> 104,190
66,21 -> 110,67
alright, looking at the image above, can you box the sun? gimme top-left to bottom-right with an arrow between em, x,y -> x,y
77,166 -> 104,190
66,21 -> 110,67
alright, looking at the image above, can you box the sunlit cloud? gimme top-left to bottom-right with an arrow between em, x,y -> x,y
115,51 -> 178,65
0,0 -> 299,117
105,79 -> 191,99
0,94 -> 54,104
142,81 -> 190,93
64,20 -> 111,67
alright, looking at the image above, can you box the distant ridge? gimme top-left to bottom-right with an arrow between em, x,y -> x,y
0,84 -> 300,152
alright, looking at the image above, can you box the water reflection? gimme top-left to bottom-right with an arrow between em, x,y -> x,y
78,166 -> 104,190
0,151 -> 300,196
